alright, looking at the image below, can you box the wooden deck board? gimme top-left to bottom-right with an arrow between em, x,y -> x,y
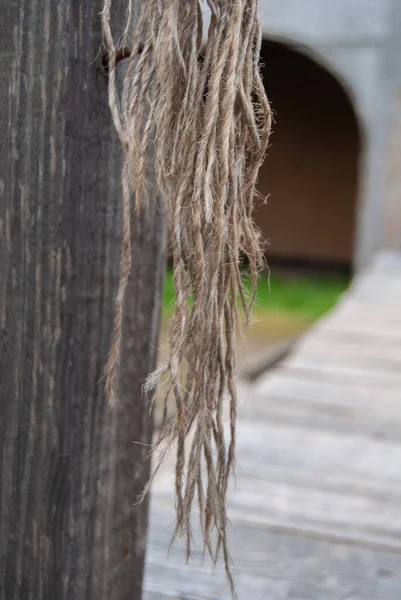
144,255 -> 401,599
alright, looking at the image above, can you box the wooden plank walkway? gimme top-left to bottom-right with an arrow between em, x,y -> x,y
143,253 -> 401,600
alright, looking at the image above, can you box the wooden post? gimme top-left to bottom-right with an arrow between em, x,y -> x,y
0,2 -> 165,599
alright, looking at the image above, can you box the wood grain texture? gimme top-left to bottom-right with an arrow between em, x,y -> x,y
0,1 -> 165,599
144,258 -> 401,600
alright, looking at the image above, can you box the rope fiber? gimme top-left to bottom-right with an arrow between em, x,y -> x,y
102,1 -> 271,595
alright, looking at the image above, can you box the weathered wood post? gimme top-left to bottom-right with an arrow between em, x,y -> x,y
0,2 -> 164,599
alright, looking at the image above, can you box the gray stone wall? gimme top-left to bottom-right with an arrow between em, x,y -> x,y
259,0 -> 400,269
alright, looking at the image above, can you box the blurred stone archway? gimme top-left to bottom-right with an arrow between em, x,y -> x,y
256,40 -> 362,270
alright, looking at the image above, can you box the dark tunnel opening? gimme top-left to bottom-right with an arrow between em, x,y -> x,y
256,40 -> 361,272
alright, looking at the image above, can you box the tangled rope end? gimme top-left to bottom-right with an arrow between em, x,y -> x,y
103,1 -> 271,595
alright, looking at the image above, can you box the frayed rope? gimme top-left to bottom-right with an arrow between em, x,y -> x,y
102,1 -> 271,596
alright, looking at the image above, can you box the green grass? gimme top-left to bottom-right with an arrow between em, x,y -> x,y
162,269 -> 349,323
162,269 -> 178,319
248,271 -> 349,321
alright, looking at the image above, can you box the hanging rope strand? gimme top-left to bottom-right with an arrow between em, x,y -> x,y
102,1 -> 271,595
